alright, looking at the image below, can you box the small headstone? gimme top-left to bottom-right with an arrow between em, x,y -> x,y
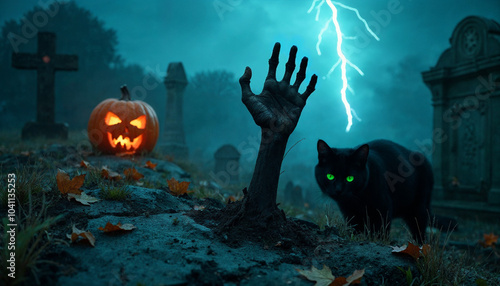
422,16 -> 500,205
283,181 -> 303,207
214,144 -> 240,184
11,32 -> 78,140
159,62 -> 189,158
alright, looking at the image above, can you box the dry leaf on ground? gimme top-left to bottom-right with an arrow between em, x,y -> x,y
124,167 -> 144,181
479,233 -> 498,248
392,242 -> 431,260
167,177 -> 192,196
421,244 -> 431,256
98,222 -> 136,233
330,269 -> 365,286
56,169 -> 85,195
296,265 -> 365,286
193,205 -> 205,211
227,196 -> 236,203
67,225 -> 95,247
144,160 -> 157,170
80,160 -> 91,169
296,265 -> 335,286
67,192 -> 100,206
101,166 -> 122,180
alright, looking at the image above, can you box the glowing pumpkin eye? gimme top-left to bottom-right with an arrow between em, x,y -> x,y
327,174 -> 335,180
346,176 -> 354,182
105,112 -> 122,125
130,115 -> 146,129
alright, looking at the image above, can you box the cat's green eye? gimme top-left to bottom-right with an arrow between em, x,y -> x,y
327,174 -> 335,180
346,176 -> 354,182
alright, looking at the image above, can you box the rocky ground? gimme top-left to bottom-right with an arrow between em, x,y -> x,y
1,143 -> 499,286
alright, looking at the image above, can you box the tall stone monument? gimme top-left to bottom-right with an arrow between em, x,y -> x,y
422,16 -> 500,205
160,62 -> 189,159
12,32 -> 78,139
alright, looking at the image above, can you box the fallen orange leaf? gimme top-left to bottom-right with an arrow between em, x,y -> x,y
227,194 -> 243,203
331,277 -> 348,286
98,222 -> 136,233
392,242 -> 431,260
101,166 -> 122,181
479,233 -> 498,248
67,225 -> 95,247
297,265 -> 364,286
124,167 -> 144,181
330,269 -> 364,286
80,160 -> 91,168
56,169 -> 85,195
167,178 -> 192,196
144,160 -> 157,170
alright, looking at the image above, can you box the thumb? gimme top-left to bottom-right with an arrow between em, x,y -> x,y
239,66 -> 254,98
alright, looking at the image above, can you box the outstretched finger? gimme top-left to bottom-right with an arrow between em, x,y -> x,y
300,74 -> 318,101
292,57 -> 308,89
282,45 -> 297,83
266,42 -> 280,80
239,66 -> 254,100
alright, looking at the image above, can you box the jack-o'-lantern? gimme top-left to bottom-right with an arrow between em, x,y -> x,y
87,86 -> 159,155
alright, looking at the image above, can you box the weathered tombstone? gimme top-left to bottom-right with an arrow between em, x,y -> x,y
214,144 -> 240,184
422,16 -> 500,205
160,62 -> 189,159
11,32 -> 78,139
283,181 -> 303,207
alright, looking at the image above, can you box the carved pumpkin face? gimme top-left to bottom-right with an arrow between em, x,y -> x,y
87,86 -> 159,155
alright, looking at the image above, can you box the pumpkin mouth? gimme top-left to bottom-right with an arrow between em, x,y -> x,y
107,132 -> 143,151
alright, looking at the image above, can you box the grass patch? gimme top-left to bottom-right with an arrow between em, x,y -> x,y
81,167 -> 103,190
396,230 -> 469,286
310,204 -> 392,243
354,212 -> 392,245
99,184 -> 130,201
191,185 -> 224,201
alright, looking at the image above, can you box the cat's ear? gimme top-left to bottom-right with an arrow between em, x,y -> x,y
317,140 -> 333,162
353,144 -> 369,167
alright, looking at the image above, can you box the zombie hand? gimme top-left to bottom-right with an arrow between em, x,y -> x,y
239,43 -> 318,137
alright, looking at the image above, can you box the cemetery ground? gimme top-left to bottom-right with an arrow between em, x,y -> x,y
0,131 -> 499,286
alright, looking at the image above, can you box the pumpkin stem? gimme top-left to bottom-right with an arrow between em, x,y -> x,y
120,85 -> 131,101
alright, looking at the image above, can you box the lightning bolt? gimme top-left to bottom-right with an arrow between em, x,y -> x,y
309,0 -> 379,132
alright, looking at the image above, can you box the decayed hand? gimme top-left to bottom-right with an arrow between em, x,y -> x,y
239,43 -> 318,136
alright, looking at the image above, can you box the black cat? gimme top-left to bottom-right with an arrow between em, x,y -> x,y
315,139 -> 451,243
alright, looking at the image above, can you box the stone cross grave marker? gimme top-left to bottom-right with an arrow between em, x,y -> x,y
422,16 -> 500,205
12,32 -> 78,139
